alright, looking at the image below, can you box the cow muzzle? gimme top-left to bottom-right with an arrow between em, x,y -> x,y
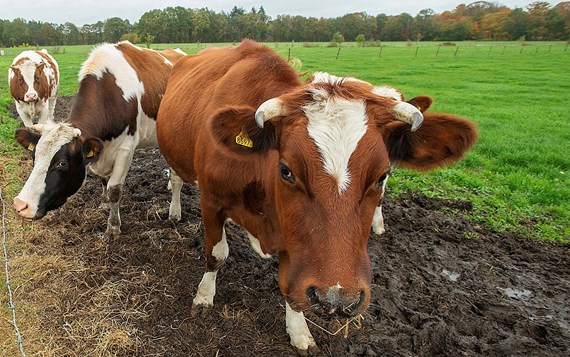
13,197 -> 38,219
24,92 -> 38,102
305,284 -> 367,318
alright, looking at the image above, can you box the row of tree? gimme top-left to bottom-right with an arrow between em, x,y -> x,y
1,2 -> 569,47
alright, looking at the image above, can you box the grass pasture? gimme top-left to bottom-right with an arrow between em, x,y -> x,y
4,41 -> 568,240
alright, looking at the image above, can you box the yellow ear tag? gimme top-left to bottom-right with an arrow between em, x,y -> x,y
86,150 -> 94,158
28,143 -> 35,151
416,105 -> 422,111
235,128 -> 253,148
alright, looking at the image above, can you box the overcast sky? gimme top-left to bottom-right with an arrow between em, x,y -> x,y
0,1 -> 558,26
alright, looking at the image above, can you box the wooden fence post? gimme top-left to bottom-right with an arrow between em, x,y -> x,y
454,46 -> 459,56
415,47 -> 419,57
502,46 -> 507,55
379,46 -> 383,58
436,45 -> 440,57
288,47 -> 291,61
488,46 -> 492,55
336,47 -> 341,60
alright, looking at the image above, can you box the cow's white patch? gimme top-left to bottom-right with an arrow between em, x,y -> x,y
286,302 -> 316,351
246,231 -> 272,258
372,206 -> 385,235
372,174 -> 389,235
372,86 -> 403,101
15,123 -> 81,216
304,87 -> 368,193
193,271 -> 217,307
79,43 -> 145,102
212,227 -> 229,261
311,71 -> 366,85
192,228 -> 229,308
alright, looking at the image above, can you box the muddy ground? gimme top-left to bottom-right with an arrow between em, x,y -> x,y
7,97 -> 570,356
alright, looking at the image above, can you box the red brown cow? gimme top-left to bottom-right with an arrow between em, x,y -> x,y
156,40 -> 477,352
9,49 -> 59,126
13,41 -> 186,237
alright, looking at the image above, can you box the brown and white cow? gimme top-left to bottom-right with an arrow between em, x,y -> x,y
13,41 -> 186,237
9,49 -> 59,126
156,40 -> 477,352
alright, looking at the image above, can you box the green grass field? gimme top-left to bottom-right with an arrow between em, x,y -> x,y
1,41 -> 568,241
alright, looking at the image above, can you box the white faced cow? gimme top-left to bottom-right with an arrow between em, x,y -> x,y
13,41 -> 186,236
156,40 -> 478,353
9,49 -> 59,126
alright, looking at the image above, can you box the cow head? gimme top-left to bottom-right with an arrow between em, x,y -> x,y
9,61 -> 49,103
209,73 -> 477,319
13,123 -> 103,219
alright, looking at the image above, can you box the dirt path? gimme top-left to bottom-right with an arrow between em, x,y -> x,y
5,97 -> 570,356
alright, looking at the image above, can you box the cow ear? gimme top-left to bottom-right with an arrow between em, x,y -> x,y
407,96 -> 433,113
81,138 -> 104,163
382,113 -> 478,171
14,128 -> 41,153
210,105 -> 278,154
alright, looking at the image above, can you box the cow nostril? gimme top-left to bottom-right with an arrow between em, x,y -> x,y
344,290 -> 366,316
306,286 -> 319,306
13,198 -> 29,214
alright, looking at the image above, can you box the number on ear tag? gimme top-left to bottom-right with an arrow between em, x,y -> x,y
28,143 -> 35,151
236,128 -> 253,148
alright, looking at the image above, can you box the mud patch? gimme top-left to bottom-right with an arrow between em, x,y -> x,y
7,97 -> 570,356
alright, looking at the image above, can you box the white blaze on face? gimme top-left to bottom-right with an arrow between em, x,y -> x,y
304,87 -> 368,194
79,43 -> 145,101
15,123 -> 81,215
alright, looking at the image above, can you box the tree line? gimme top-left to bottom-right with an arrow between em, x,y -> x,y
1,1 -> 569,47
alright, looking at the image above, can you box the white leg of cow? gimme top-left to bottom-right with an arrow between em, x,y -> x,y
168,169 -> 183,221
371,205 -> 385,235
286,302 -> 316,352
16,104 -> 33,127
47,96 -> 57,122
192,225 -> 229,310
105,147 -> 135,237
246,231 -> 272,259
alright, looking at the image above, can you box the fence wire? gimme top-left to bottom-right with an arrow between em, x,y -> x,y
1,187 -> 26,357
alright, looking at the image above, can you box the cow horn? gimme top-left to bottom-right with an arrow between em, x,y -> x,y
255,98 -> 287,128
392,102 -> 424,132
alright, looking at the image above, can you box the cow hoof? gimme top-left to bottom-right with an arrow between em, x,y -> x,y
371,224 -> 385,235
168,210 -> 182,221
105,225 -> 121,238
190,303 -> 212,317
295,345 -> 319,356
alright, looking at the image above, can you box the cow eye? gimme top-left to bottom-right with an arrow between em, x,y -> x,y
55,161 -> 68,169
279,163 -> 295,184
375,172 -> 390,190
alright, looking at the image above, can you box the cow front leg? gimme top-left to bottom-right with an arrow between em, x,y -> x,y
104,147 -> 135,237
16,104 -> 33,127
105,184 -> 123,237
47,96 -> 57,122
371,205 -> 385,235
192,211 -> 229,313
286,302 -> 317,353
168,169 -> 183,221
